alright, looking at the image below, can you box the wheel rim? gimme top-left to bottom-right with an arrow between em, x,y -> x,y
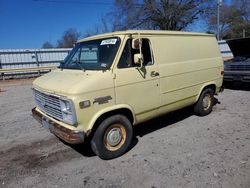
104,124 -> 126,151
202,93 -> 212,111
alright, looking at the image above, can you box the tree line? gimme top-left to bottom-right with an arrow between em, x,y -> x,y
42,0 -> 250,48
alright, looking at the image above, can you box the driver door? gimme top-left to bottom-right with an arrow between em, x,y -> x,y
114,38 -> 160,122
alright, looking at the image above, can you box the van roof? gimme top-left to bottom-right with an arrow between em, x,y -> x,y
78,30 -> 214,43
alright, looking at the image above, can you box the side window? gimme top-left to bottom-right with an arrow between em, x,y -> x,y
118,38 -> 153,68
141,39 -> 153,66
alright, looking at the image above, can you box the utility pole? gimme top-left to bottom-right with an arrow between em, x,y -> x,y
243,29 -> 246,38
217,0 -> 222,40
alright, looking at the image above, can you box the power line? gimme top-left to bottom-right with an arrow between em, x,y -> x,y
33,0 -> 114,6
33,0 -> 143,7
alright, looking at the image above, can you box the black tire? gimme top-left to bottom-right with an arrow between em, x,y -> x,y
194,88 -> 214,116
91,114 -> 133,160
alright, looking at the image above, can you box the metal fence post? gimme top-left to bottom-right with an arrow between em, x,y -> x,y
1,73 -> 5,80
34,50 -> 41,76
0,53 -> 3,80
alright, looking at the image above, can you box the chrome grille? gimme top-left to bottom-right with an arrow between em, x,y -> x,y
33,89 -> 63,120
224,61 -> 250,71
225,64 -> 250,71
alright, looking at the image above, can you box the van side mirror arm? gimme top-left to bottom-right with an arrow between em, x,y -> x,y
138,34 -> 143,67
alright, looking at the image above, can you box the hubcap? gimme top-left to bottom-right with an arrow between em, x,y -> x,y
107,128 -> 122,147
104,124 -> 126,151
202,94 -> 211,110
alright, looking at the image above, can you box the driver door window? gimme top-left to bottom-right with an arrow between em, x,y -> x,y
118,39 -> 153,68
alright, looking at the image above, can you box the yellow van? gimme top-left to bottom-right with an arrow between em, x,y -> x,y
32,30 -> 224,159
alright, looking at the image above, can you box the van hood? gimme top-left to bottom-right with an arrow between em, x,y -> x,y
33,69 -> 114,95
227,37 -> 250,58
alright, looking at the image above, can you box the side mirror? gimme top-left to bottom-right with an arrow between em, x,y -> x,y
132,38 -> 140,49
134,53 -> 144,66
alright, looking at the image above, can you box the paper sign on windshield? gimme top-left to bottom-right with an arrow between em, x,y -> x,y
100,39 -> 117,45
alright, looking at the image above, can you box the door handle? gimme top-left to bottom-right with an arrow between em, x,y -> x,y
151,71 -> 159,77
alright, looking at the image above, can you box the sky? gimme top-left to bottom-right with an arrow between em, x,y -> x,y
0,0 -> 114,49
0,0 -> 232,49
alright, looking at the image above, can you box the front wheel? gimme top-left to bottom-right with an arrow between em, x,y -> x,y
194,88 -> 214,116
91,115 -> 133,160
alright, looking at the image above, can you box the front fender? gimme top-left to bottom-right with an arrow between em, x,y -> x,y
86,104 -> 136,133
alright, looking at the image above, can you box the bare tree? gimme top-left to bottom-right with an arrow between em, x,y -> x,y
84,17 -> 111,37
208,0 -> 250,39
110,0 -> 142,30
57,28 -> 81,48
232,0 -> 250,38
108,0 -> 211,31
209,4 -> 241,39
42,41 -> 54,49
233,0 -> 250,22
142,0 -> 211,30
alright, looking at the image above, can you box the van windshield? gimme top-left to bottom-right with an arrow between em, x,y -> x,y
62,37 -> 120,70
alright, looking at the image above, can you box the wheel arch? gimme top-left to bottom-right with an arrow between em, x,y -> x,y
86,105 -> 135,137
196,83 -> 216,102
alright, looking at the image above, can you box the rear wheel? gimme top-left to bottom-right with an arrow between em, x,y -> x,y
91,115 -> 133,160
194,88 -> 214,116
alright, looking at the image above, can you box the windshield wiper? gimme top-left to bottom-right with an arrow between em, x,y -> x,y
73,60 -> 85,72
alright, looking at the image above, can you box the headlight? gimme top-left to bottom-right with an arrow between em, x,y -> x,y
60,99 -> 77,125
61,100 -> 72,113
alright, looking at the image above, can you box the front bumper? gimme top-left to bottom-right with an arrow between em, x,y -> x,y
32,108 -> 85,144
224,71 -> 250,82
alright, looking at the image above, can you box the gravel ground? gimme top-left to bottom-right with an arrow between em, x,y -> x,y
0,79 -> 249,188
